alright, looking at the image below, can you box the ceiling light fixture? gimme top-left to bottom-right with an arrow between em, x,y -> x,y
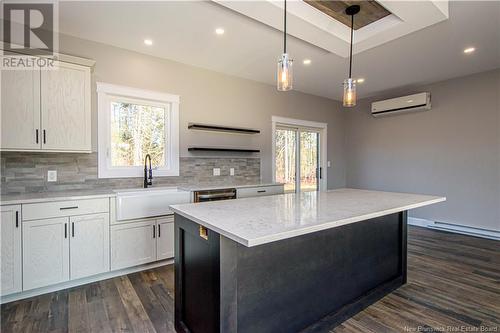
463,47 -> 475,54
277,0 -> 293,91
356,78 -> 365,83
215,28 -> 225,35
343,5 -> 360,107
303,59 -> 312,65
144,39 -> 153,46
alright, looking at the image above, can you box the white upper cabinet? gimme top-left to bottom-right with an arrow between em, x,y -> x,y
1,70 -> 41,150
41,62 -> 91,151
69,213 -> 110,280
0,58 -> 92,153
0,205 -> 22,296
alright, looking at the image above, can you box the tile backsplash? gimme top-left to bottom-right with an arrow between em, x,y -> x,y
0,152 -> 260,194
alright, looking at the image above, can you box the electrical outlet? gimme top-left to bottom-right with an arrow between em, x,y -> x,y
327,161 -> 331,168
213,168 -> 221,176
47,170 -> 57,182
230,168 -> 235,176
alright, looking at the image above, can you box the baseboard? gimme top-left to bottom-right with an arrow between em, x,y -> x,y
408,217 -> 500,241
1,259 -> 173,304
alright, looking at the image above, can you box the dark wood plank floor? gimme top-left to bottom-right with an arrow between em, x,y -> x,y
2,226 -> 499,333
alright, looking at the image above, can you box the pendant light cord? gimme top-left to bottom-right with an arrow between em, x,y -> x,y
349,13 -> 354,78
284,0 -> 287,54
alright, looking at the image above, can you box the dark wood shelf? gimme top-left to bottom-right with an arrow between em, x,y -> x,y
188,147 -> 260,153
188,123 -> 260,134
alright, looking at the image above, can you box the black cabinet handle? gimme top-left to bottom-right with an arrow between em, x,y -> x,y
257,190 -> 266,193
60,206 -> 78,210
15,211 -> 19,228
158,224 -> 161,238
43,130 -> 46,144
153,225 -> 156,238
35,129 -> 39,144
64,223 -> 67,238
72,222 -> 75,237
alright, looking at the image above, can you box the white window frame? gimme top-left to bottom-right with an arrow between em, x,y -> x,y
97,82 -> 180,178
271,116 -> 328,192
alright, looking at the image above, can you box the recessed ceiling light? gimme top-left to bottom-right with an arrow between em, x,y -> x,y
215,28 -> 225,35
463,47 -> 475,54
356,78 -> 365,83
144,39 -> 153,46
303,59 -> 312,65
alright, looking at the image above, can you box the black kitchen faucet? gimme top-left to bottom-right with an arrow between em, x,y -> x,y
144,154 -> 153,188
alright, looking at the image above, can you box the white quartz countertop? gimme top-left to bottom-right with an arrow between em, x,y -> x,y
178,183 -> 284,192
170,188 -> 446,247
0,189 -> 116,205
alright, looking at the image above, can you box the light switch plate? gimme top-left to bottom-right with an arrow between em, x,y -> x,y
327,161 -> 331,168
230,168 -> 235,176
47,170 -> 57,182
213,168 -> 221,176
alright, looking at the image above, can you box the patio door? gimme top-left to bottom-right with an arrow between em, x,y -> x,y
274,125 -> 322,193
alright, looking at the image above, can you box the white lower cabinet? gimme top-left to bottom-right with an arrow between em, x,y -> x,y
111,219 -> 157,270
157,216 -> 175,260
0,205 -> 22,295
70,213 -> 110,280
111,216 -> 175,270
23,217 -> 70,291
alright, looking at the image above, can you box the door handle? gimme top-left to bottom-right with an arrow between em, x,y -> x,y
64,223 -> 67,238
15,211 -> 19,228
72,222 -> 75,237
153,225 -> 156,238
158,224 -> 161,238
35,129 -> 39,144
60,206 -> 78,210
257,190 -> 266,193
43,130 -> 46,144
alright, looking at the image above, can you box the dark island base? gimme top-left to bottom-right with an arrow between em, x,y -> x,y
175,211 -> 408,333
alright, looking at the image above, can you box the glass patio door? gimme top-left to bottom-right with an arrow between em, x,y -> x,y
275,126 -> 320,193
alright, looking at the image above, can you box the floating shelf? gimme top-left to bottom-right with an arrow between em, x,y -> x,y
188,123 -> 260,134
188,147 -> 260,153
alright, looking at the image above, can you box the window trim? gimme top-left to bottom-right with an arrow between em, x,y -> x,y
97,82 -> 180,178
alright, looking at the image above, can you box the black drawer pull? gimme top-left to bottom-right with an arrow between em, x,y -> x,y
257,190 -> 266,193
60,206 -> 78,210
158,224 -> 161,238
72,222 -> 75,237
153,225 -> 156,238
64,223 -> 67,238
15,211 -> 19,228
43,130 -> 46,144
35,129 -> 39,144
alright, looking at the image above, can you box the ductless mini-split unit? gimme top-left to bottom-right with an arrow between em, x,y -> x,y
371,92 -> 431,117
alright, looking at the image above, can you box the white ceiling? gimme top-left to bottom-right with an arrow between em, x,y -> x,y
58,1 -> 500,101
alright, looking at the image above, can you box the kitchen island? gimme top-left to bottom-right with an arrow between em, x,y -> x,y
170,188 -> 445,333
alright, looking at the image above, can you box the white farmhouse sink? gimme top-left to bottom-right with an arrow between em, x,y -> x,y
115,187 -> 191,221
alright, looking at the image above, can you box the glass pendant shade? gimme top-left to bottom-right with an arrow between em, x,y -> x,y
343,78 -> 356,107
277,53 -> 293,91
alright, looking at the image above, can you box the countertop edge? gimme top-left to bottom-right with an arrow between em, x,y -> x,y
170,196 -> 446,247
0,192 -> 117,205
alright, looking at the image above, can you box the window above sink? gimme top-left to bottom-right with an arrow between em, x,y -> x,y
97,83 -> 180,178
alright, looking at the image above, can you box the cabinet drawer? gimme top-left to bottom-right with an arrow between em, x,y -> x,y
236,185 -> 284,199
23,198 -> 109,221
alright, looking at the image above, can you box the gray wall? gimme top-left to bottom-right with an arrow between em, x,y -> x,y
56,34 -> 347,190
345,70 -> 500,231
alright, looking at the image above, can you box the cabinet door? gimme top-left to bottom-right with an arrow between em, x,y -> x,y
1,69 -> 41,150
157,216 -> 175,260
0,205 -> 22,295
70,213 -> 110,280
23,217 -> 70,290
110,220 -> 156,270
41,61 -> 91,151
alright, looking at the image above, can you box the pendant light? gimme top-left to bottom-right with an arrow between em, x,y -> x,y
343,5 -> 360,107
277,0 -> 293,91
